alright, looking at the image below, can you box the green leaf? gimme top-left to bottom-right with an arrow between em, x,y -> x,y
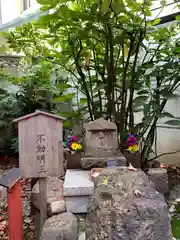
171,218 -> 180,238
137,90 -> 149,95
95,84 -> 107,91
54,93 -> 74,102
143,62 -> 154,69
143,103 -> 151,117
101,0 -> 110,13
0,120 -> 5,127
176,16 -> 180,22
80,98 -> 87,104
37,0 -> 58,5
40,5 -> 52,11
161,92 -> 180,100
158,112 -> 175,118
152,18 -> 160,26
111,0 -> 124,14
144,8 -> 152,17
165,120 -> 180,126
134,95 -> 148,106
63,120 -> 73,128
114,35 -> 125,44
56,83 -> 71,90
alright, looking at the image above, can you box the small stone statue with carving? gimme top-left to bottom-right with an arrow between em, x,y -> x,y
81,118 -> 126,169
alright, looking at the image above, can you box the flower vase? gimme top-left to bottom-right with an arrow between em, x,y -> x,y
64,151 -> 81,169
123,150 -> 141,168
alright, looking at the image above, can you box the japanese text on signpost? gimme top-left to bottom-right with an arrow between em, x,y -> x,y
36,134 -> 46,174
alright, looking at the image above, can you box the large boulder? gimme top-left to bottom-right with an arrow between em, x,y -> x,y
41,213 -> 78,240
86,168 -> 173,240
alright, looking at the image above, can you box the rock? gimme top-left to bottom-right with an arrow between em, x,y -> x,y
148,168 -> 169,194
31,177 -> 64,210
78,232 -> 85,240
81,156 -> 126,170
41,213 -> 78,240
167,165 -> 180,188
169,205 -> 176,213
80,157 -> 106,169
175,198 -> 180,203
166,185 -> 180,206
49,200 -> 66,215
86,168 -> 173,240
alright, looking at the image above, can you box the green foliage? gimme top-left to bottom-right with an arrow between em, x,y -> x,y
3,0 -> 180,164
0,62 -> 74,155
171,217 -> 180,239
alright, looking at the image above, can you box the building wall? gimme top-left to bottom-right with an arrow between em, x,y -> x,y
139,20 -> 180,166
0,0 -> 40,26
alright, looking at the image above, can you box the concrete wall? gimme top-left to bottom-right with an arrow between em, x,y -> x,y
154,94 -> 180,166
139,20 -> 180,166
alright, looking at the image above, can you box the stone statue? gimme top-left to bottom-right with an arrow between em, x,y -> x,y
81,118 -> 126,169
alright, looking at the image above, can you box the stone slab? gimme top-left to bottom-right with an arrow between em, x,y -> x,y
65,196 -> 89,213
63,170 -> 94,197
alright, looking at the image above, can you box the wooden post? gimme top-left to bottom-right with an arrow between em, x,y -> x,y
13,111 -> 65,238
0,168 -> 23,240
39,178 -> 47,233
8,180 -> 23,240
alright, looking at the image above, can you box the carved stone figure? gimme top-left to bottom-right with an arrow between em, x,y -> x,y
81,118 -> 126,169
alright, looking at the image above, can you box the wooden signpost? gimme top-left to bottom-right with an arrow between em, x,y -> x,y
14,110 -> 65,236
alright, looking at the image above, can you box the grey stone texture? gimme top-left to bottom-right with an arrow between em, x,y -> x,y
86,168 -> 173,240
41,213 -> 78,240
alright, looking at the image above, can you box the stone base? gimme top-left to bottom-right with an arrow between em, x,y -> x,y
81,156 -> 126,169
63,169 -> 94,197
65,196 -> 89,213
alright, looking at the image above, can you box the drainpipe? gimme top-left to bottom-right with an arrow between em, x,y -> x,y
0,0 -> 2,27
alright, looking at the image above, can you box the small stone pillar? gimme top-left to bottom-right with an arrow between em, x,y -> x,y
148,168 -> 169,194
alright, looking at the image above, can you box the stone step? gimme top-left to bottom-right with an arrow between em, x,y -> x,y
63,169 -> 94,197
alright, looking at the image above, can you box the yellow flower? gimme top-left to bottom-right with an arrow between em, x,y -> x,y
71,143 -> 82,151
128,145 -> 138,152
102,178 -> 108,185
77,144 -> 82,150
71,143 -> 78,151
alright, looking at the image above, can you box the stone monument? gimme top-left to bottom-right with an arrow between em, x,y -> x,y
81,118 -> 126,169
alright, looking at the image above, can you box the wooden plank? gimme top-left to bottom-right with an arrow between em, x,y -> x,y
39,178 -> 47,235
13,110 -> 65,123
0,168 -> 21,189
35,211 -> 40,240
